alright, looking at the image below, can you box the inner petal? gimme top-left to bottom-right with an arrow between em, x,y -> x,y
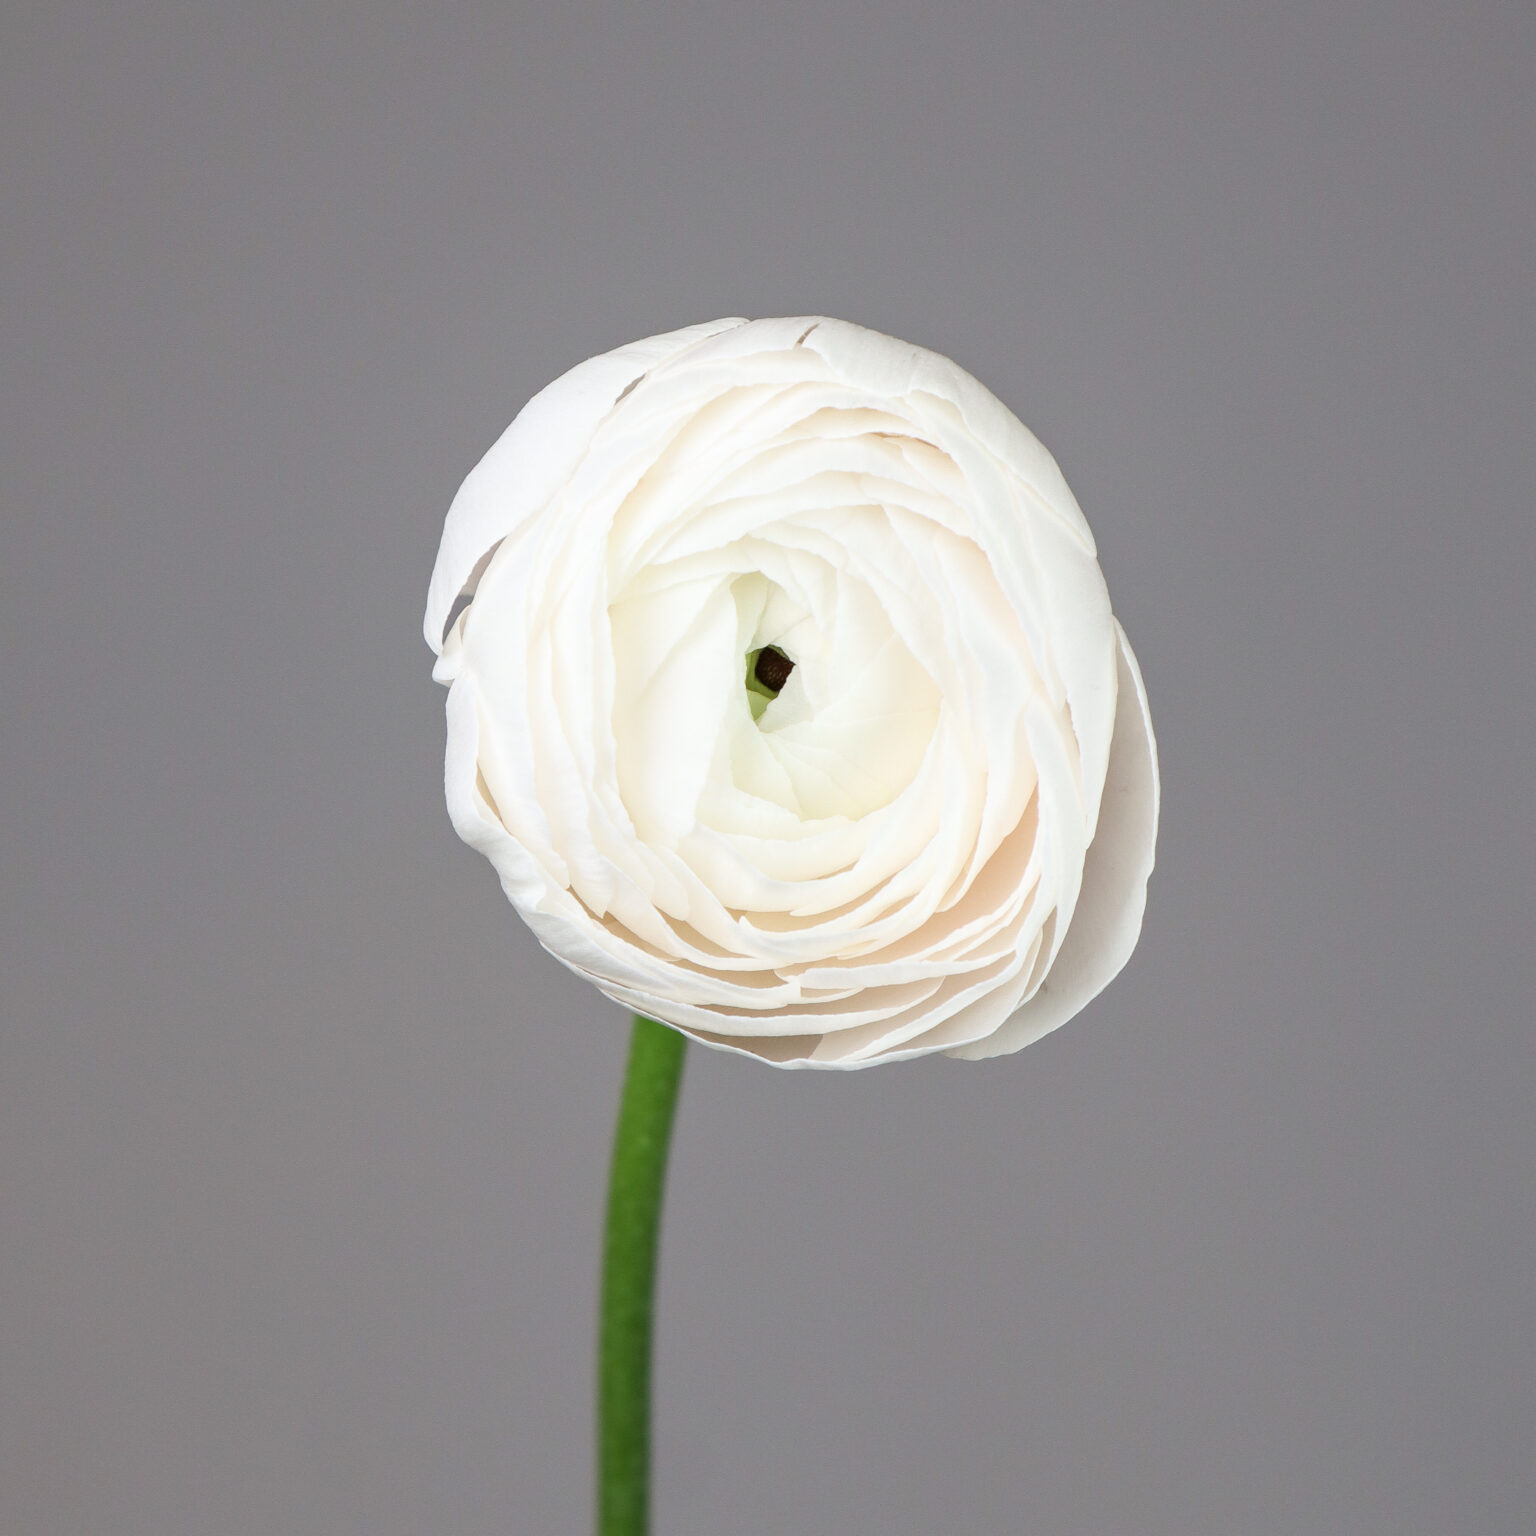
726,566 -> 939,823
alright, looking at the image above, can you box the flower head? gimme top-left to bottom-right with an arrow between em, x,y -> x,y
427,317 -> 1158,1067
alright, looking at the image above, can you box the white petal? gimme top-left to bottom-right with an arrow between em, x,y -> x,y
424,317 -> 746,663
797,316 -> 1097,551
948,620 -> 1159,1059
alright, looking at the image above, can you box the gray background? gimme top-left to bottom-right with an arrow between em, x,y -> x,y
3,2 -> 1532,1532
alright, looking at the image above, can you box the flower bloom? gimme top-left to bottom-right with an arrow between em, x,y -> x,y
426,317 -> 1158,1067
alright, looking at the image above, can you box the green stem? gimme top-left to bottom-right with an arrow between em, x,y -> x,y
598,1014 -> 687,1536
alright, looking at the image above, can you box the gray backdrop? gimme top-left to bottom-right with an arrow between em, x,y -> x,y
3,2 -> 1533,1533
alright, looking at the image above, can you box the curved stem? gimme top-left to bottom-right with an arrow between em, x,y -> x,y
598,1014 -> 687,1536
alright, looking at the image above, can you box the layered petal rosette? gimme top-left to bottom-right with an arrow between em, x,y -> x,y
426,317 -> 1158,1067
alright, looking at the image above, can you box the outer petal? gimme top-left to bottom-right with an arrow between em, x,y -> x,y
796,316 -> 1096,551
948,619 -> 1159,1059
424,317 -> 747,662
789,317 -> 1119,844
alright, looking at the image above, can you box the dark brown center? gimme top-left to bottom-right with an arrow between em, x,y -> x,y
753,646 -> 795,694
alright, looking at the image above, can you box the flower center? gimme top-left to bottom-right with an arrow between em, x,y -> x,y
753,645 -> 794,693
745,645 -> 795,720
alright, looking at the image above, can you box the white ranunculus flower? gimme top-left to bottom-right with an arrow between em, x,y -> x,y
426,317 -> 1158,1068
